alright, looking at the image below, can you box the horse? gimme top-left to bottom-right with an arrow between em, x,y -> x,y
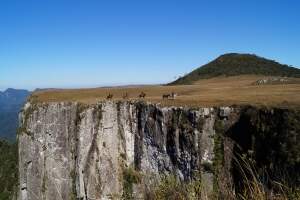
106,93 -> 113,100
162,94 -> 170,99
162,92 -> 177,100
122,92 -> 128,99
139,92 -> 146,99
170,92 -> 177,99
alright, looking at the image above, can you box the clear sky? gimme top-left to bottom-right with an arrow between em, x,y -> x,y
0,0 -> 299,90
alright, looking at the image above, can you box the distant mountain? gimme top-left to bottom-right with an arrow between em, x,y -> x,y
170,53 -> 300,85
0,88 -> 30,141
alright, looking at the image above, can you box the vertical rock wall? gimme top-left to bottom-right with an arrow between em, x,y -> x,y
18,101 -> 217,200
18,101 -> 300,199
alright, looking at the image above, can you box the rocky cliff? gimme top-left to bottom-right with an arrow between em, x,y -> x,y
17,101 -> 300,200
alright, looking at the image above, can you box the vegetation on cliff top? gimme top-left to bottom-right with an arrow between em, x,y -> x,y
33,75 -> 300,108
170,53 -> 300,85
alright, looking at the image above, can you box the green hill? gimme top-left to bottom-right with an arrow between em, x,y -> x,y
170,53 -> 300,85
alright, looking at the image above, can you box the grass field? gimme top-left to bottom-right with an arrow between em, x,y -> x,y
34,75 -> 300,107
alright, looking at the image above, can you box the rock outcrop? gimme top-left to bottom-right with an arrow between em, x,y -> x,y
17,101 -> 300,200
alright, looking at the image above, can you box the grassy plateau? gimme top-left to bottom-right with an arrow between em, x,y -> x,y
33,75 -> 300,108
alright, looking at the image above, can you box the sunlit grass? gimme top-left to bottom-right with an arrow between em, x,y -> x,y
33,75 -> 300,108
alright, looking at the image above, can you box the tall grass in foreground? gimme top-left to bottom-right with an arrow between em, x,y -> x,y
233,153 -> 300,200
148,174 -> 211,200
147,154 -> 299,200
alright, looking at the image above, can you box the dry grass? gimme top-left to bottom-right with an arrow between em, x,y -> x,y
34,75 -> 300,107
147,153 -> 300,200
232,154 -> 300,200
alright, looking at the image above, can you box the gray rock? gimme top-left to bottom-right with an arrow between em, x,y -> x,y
17,101 -> 220,200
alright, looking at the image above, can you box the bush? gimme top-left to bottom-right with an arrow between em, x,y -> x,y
151,174 -> 212,200
122,167 -> 142,200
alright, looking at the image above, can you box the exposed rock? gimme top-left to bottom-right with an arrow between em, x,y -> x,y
17,101 -> 218,200
252,77 -> 290,85
17,101 -> 300,199
219,107 -> 232,119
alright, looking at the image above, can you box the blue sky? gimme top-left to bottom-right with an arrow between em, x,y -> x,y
0,0 -> 299,90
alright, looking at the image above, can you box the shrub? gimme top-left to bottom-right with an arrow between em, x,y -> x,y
122,167 -> 142,200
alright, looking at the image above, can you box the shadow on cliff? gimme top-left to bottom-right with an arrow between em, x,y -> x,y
226,106 -> 300,197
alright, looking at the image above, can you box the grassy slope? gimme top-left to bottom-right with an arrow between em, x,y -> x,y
33,75 -> 300,108
31,54 -> 300,107
170,53 -> 300,85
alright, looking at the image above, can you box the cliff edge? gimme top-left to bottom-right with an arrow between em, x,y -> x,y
17,100 -> 300,199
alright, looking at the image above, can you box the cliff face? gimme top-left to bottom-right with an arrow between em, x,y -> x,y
17,101 -> 300,200
18,101 -> 218,200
